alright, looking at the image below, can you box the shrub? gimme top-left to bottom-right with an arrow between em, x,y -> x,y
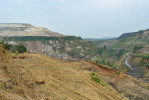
1,40 -> 27,54
116,71 -> 121,76
12,45 -> 27,54
91,72 -> 95,76
4,44 -> 13,50
0,40 -> 4,44
3,50 -> 6,54
91,76 -> 101,83
94,59 -> 113,67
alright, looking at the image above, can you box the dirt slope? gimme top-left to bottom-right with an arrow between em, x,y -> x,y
0,44 -> 149,100
88,62 -> 149,100
0,45 -> 127,100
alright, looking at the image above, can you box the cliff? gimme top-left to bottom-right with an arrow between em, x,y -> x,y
0,23 -> 96,60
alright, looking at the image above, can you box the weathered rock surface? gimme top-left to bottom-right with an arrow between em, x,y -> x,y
0,23 -> 96,60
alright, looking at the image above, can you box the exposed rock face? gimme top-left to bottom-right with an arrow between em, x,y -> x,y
0,23 -> 95,60
0,23 -> 64,37
7,40 -> 94,60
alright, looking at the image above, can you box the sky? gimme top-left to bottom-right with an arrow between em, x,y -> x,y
0,0 -> 149,38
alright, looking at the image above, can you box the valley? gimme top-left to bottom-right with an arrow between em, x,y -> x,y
0,45 -> 149,100
0,23 -> 149,100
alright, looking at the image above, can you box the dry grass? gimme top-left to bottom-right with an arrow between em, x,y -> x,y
1,45 -> 148,100
0,48 -> 126,100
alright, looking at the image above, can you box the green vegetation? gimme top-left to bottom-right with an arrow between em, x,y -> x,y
132,54 -> 149,59
2,36 -> 82,41
131,54 -> 149,67
94,46 -> 127,65
68,48 -> 81,58
110,32 -> 149,50
95,59 -> 113,67
91,76 -> 101,83
3,44 -> 13,50
65,40 -> 97,59
0,40 -> 27,54
133,46 -> 143,53
146,86 -> 149,89
115,71 -> 121,76
13,45 -> 27,54
90,72 -> 106,86
91,72 -> 95,76
3,50 -> 6,54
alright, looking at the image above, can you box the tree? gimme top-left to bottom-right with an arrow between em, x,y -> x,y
14,45 -> 27,54
0,40 -> 4,44
103,45 -> 107,50
3,44 -> 13,50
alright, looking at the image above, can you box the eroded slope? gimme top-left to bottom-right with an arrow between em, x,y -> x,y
0,46 -> 125,100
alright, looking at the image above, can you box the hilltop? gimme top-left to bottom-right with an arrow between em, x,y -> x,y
0,23 -> 63,37
95,29 -> 149,49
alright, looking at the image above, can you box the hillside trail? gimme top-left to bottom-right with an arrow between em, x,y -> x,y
125,53 -> 143,77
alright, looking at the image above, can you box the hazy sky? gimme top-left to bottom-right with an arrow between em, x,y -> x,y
0,0 -> 149,38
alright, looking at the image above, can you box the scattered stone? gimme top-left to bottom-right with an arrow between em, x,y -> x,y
36,80 -> 45,84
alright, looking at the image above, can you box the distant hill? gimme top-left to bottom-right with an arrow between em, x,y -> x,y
92,29 -> 149,48
84,37 -> 117,41
87,28 -> 149,79
0,23 -> 64,37
118,32 -> 138,39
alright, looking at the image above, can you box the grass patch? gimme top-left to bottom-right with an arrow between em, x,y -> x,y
115,71 -> 121,76
90,73 -> 106,86
91,76 -> 101,83
90,73 -> 113,91
146,86 -> 149,89
91,72 -> 95,76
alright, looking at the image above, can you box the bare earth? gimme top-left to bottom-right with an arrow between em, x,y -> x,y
0,52 -> 127,100
0,45 -> 149,100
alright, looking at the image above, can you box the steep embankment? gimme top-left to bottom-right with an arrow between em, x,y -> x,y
89,62 -> 149,100
0,45 -> 126,100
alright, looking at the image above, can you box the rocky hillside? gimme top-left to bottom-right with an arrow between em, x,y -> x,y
87,29 -> 149,80
118,32 -> 138,39
0,23 -> 96,60
90,29 -> 149,60
0,45 -> 149,100
94,29 -> 149,48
